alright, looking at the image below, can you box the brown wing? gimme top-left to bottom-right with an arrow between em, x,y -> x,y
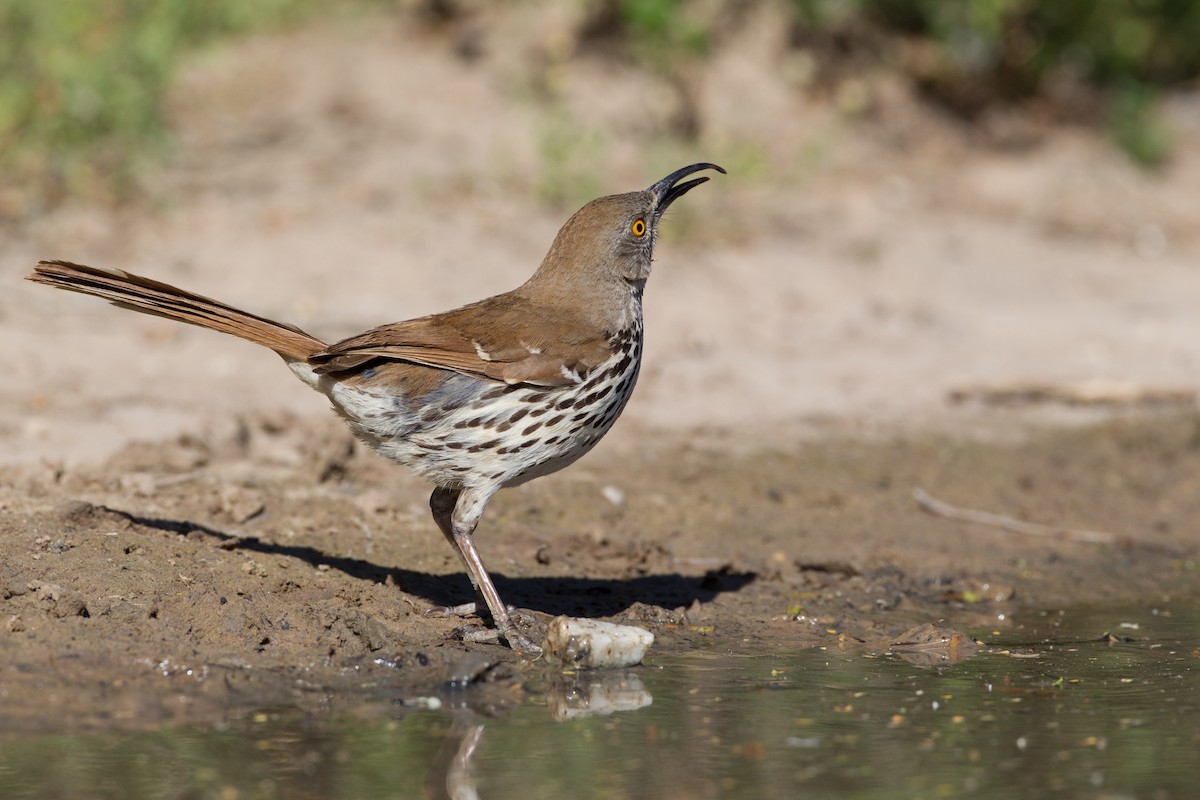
310,293 -> 614,387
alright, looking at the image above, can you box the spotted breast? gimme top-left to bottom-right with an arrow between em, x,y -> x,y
319,322 -> 642,490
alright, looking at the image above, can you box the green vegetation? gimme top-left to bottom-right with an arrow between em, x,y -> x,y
1110,81 -> 1172,167
846,0 -> 1200,89
616,0 -> 711,62
634,0 -> 1200,165
3,0 -> 1196,213
797,0 -> 1200,165
0,0 -> 339,213
534,108 -> 608,210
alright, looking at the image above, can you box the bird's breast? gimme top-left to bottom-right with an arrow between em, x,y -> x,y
326,325 -> 644,489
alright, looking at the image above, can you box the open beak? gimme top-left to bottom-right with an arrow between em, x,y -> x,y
648,162 -> 726,214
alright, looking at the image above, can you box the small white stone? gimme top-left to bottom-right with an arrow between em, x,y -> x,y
600,485 -> 625,507
543,617 -> 654,669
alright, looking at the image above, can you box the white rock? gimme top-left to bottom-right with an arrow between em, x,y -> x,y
543,616 -> 654,669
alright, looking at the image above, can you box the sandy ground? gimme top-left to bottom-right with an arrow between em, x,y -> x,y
2,5 -> 1199,732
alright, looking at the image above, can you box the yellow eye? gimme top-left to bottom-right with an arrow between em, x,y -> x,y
631,218 -> 646,237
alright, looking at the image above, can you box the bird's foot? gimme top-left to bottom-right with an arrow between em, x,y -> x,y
458,623 -> 544,657
501,627 -> 544,657
425,602 -> 481,619
426,602 -> 541,627
428,603 -> 545,656
453,624 -> 544,656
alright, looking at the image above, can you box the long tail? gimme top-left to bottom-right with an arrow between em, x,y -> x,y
27,260 -> 327,361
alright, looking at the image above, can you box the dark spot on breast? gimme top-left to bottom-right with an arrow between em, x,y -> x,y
546,414 -> 565,427
555,396 -> 578,410
509,407 -> 530,423
522,421 -> 544,436
579,384 -> 614,407
476,385 -> 507,402
525,391 -> 550,403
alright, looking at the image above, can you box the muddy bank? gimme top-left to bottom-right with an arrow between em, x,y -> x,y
2,411 -> 1197,733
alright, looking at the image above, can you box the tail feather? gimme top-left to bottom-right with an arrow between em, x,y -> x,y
27,260 -> 327,361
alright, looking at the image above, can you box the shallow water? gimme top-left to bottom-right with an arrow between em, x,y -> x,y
1,603 -> 1196,799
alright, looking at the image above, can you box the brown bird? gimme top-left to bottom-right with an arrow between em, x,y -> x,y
27,162 -> 724,655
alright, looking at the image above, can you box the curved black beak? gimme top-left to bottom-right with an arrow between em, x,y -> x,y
648,162 -> 726,214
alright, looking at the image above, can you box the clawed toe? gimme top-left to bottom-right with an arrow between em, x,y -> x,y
431,603 -> 545,656
453,624 -> 501,643
424,602 -> 539,626
425,602 -> 481,619
503,629 -> 544,657
450,624 -> 543,656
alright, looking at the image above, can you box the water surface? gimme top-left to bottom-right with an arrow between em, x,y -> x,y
1,603 -> 1196,799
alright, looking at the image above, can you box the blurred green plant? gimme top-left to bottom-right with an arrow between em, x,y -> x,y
1109,81 -> 1171,167
789,0 -> 1200,164
588,0 -> 1199,164
0,0 -> 334,214
534,107 -> 607,210
615,0 -> 711,63
792,0 -> 1200,87
5,0 -> 1198,213
575,0 -> 715,142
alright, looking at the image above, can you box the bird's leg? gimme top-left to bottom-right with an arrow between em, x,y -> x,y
428,486 -> 543,656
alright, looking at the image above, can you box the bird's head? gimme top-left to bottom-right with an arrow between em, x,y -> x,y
532,163 -> 726,296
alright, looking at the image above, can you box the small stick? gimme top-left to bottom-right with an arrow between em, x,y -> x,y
912,487 -> 1116,544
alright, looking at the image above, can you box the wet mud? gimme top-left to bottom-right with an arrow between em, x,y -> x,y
2,411 -> 1197,733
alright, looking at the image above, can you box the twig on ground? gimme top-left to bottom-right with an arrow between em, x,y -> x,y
912,487 -> 1116,544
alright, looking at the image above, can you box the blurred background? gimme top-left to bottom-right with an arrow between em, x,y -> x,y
3,0 -> 1199,463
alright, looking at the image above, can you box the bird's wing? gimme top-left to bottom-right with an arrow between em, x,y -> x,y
310,296 -> 615,387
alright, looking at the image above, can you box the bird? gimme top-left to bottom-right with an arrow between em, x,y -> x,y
27,162 -> 725,655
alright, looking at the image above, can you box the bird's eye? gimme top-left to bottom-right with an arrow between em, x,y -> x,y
631,218 -> 646,237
